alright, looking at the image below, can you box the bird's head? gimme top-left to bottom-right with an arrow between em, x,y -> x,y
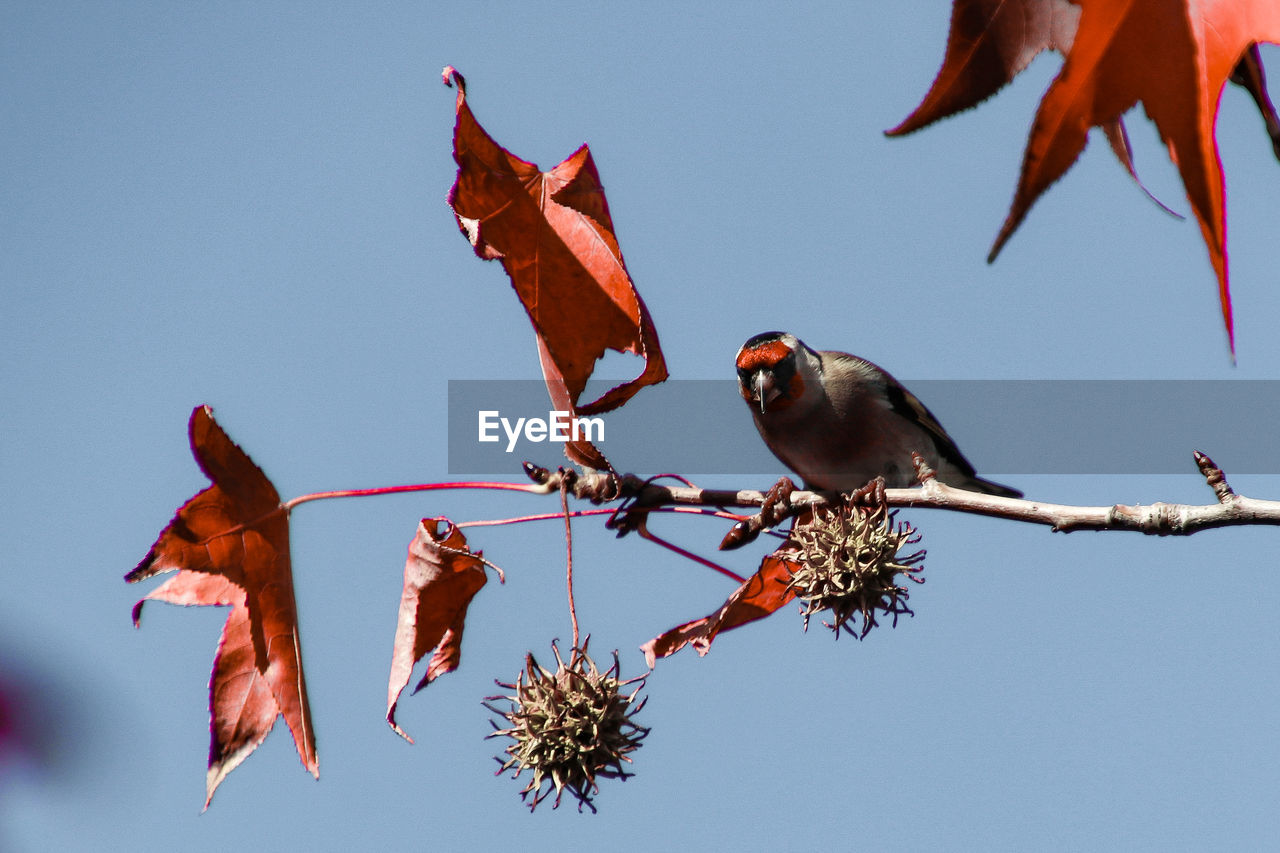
735,331 -> 821,415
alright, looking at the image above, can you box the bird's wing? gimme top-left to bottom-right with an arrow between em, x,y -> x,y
821,351 -> 980,479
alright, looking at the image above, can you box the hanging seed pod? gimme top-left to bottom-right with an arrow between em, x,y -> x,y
483,639 -> 648,812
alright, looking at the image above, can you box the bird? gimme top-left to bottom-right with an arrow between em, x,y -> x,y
735,331 -> 1021,498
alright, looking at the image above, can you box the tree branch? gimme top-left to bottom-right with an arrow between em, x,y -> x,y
524,452 -> 1280,537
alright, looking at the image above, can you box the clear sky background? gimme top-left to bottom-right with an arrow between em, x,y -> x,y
4,3 -> 1280,850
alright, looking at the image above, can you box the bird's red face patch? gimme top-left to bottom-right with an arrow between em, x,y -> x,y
736,339 -> 792,373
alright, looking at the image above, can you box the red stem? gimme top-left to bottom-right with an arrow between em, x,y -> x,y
280,480 -> 753,591
456,505 -> 742,529
637,526 -> 746,584
283,480 -> 546,511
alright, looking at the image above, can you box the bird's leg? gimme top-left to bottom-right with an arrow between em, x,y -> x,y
718,476 -> 796,550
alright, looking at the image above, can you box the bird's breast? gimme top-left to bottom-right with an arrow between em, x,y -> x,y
753,397 -> 931,491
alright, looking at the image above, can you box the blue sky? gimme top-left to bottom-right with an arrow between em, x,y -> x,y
4,3 -> 1280,850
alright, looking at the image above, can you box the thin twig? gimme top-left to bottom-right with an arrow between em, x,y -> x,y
560,476 -> 579,649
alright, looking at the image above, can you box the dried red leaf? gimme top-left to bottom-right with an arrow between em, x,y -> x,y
887,0 -> 1082,136
995,0 -> 1280,352
443,66 -> 667,468
895,0 -> 1280,353
641,551 -> 798,666
386,518 -> 489,743
127,405 -> 316,808
889,1 -> 1177,223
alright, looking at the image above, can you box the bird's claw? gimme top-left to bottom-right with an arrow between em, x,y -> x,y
719,476 -> 796,550
843,475 -> 887,510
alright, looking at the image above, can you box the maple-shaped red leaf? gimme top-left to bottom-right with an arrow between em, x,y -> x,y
886,0 -> 1174,215
641,551 -> 798,667
894,0 -> 1280,353
888,0 -> 1083,135
443,65 -> 667,468
386,517 -> 489,743
127,405 -> 316,808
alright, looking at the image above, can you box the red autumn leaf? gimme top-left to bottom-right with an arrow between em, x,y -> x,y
386,517 -> 489,743
641,551 -> 799,666
885,0 -> 1174,216
443,65 -> 668,468
894,0 -> 1280,353
127,405 -> 316,808
888,0 -> 1084,136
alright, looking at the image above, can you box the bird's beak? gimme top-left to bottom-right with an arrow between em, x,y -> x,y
751,370 -> 774,414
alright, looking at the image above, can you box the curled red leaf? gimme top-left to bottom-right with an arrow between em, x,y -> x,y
386,517 -> 489,743
641,551 -> 798,667
444,66 -> 667,468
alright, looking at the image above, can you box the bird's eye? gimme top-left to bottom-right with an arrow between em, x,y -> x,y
770,358 -> 795,392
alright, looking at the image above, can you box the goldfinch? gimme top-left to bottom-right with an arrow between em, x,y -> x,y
736,331 -> 1020,497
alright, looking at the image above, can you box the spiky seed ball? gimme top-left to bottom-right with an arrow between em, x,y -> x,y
786,501 -> 925,639
483,639 -> 648,813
